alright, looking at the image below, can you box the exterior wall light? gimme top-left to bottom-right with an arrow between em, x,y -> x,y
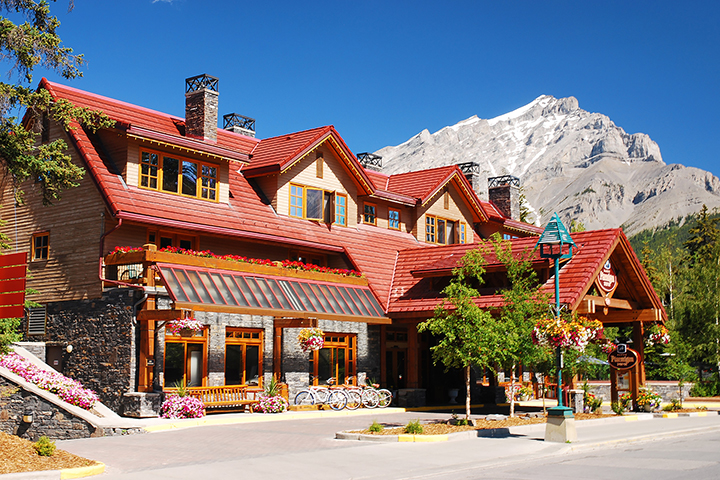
22,410 -> 33,424
66,345 -> 73,354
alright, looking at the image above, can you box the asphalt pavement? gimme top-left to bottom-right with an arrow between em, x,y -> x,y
47,408 -> 720,480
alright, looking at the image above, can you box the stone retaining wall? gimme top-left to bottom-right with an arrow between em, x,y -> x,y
0,376 -> 97,441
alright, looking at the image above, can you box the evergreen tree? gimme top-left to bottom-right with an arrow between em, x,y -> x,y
0,0 -> 111,353
684,205 -> 719,259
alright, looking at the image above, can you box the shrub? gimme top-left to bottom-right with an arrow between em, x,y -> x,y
611,401 -> 625,415
404,419 -> 423,434
663,399 -> 682,412
33,436 -> 56,457
160,394 -> 205,419
368,420 -> 384,433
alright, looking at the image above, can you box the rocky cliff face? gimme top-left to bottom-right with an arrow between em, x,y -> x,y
375,95 -> 720,236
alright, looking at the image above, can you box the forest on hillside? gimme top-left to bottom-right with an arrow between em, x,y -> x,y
624,205 -> 720,395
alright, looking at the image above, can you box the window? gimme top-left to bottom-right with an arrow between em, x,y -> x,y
363,203 -> 376,225
32,232 -> 49,260
309,334 -> 356,386
289,183 -> 344,224
426,215 -> 462,245
225,328 -> 263,386
140,150 -> 218,201
388,209 -> 400,230
335,194 -> 347,226
164,328 -> 207,388
147,230 -> 197,251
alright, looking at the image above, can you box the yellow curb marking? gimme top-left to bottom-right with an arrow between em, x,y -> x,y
60,462 -> 105,479
623,415 -> 639,422
662,412 -> 679,418
398,434 -> 449,442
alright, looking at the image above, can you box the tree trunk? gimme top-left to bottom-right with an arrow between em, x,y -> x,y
465,365 -> 471,420
509,363 -> 516,417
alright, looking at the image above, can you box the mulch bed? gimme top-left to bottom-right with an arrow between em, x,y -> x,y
0,432 -> 98,475
352,412 -> 616,435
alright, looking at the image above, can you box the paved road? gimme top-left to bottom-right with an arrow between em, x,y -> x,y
57,412 -> 720,479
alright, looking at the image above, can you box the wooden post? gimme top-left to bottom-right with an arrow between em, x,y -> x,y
380,325 -> 387,387
273,326 -> 283,379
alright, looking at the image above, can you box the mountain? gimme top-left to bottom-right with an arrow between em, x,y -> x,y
374,95 -> 720,236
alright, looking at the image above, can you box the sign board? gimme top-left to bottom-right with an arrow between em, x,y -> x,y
0,252 -> 27,318
596,260 -> 618,295
608,348 -> 638,371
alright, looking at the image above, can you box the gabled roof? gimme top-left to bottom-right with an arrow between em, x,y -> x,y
39,79 -> 257,162
388,229 -> 665,320
244,126 -> 375,195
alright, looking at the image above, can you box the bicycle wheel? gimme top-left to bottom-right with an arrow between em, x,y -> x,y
345,389 -> 362,410
327,390 -> 348,411
314,388 -> 329,404
361,388 -> 380,408
377,389 -> 392,408
294,390 -> 316,406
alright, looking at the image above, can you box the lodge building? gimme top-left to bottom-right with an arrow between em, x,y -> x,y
2,75 -> 666,414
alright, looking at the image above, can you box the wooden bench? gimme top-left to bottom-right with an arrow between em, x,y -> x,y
186,385 -> 263,413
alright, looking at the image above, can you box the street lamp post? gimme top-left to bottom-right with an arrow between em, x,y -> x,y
536,213 -> 577,441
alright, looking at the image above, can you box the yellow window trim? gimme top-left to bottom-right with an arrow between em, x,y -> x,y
138,148 -> 220,203
363,202 -> 377,226
388,208 -> 401,230
289,183 -> 346,226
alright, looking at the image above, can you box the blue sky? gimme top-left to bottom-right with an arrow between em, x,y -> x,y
16,0 -> 720,176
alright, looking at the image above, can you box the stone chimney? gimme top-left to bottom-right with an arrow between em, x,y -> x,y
488,175 -> 520,220
356,153 -> 383,172
185,74 -> 219,142
223,113 -> 256,138
457,162 -> 483,196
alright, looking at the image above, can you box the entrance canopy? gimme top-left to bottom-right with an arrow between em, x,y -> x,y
156,263 -> 390,324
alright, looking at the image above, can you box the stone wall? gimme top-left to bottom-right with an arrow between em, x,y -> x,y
0,376 -> 97,440
585,381 -> 693,403
21,288 -> 139,413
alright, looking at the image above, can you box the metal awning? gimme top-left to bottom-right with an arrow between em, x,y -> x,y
155,263 -> 390,324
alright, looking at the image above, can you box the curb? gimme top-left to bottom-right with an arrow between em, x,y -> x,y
0,462 -> 105,480
144,407 -> 407,433
336,427 -> 511,442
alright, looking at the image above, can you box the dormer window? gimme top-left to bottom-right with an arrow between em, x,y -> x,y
290,183 -> 345,225
140,150 -> 218,201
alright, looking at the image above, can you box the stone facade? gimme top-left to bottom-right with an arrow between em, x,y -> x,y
585,381 -> 693,403
20,289 -> 139,413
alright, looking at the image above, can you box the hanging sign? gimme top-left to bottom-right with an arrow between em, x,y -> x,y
596,260 -> 618,296
608,348 -> 638,370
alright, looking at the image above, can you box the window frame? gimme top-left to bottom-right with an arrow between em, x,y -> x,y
388,208 -> 401,230
363,203 -> 377,225
31,232 -> 49,261
459,222 -> 467,244
334,193 -> 347,226
289,183 -> 345,224
225,327 -> 264,386
163,327 -> 208,388
426,215 -> 462,245
139,149 -> 219,202
309,333 -> 356,386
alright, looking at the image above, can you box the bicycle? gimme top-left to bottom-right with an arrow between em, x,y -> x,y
294,377 -> 348,411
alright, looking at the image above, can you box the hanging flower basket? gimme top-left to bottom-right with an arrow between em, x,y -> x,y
532,315 -> 603,352
166,316 -> 205,336
297,328 -> 324,353
646,324 -> 670,346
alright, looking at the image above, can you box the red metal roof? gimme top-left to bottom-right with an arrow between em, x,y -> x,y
388,229 -> 665,319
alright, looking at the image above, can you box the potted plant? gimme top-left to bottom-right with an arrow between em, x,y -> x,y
297,328 -> 324,353
257,376 -> 288,413
166,316 -> 205,336
516,384 -> 534,401
159,380 -> 205,419
637,387 -> 662,412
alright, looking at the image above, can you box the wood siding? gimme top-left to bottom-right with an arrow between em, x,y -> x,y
0,120 -> 107,302
417,185 -> 475,244
276,144 -> 359,227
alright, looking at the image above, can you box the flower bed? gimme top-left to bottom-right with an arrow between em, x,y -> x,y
109,246 -> 363,278
0,352 -> 99,410
159,394 -> 205,419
